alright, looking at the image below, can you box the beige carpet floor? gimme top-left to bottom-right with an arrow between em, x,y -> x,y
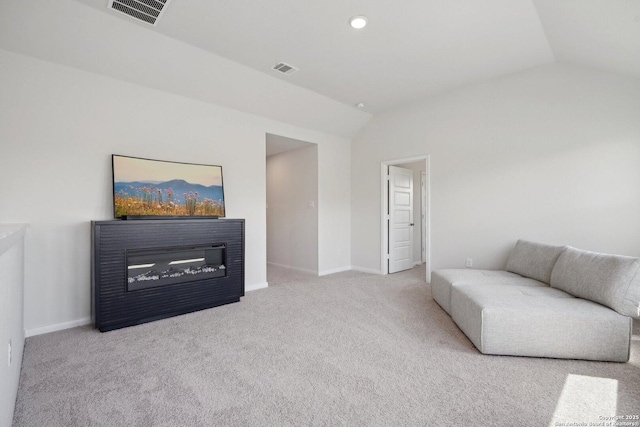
12,265 -> 640,426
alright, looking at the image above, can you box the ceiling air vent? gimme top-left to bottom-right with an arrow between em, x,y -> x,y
272,62 -> 299,76
107,0 -> 172,26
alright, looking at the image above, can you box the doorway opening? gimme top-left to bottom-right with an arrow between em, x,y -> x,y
381,155 -> 430,281
265,134 -> 319,278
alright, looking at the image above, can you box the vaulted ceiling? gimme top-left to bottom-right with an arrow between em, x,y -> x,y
72,0 -> 640,114
1,0 -> 638,138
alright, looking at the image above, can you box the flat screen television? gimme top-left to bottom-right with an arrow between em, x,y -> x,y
112,154 -> 225,219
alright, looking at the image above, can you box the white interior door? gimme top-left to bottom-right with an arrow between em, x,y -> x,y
388,165 -> 414,273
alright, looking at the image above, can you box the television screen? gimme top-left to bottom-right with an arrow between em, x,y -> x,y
112,155 -> 225,219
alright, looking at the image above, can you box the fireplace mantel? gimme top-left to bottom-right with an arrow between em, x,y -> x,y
92,219 -> 244,331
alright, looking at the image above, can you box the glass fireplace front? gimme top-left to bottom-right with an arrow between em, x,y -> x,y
126,244 -> 226,291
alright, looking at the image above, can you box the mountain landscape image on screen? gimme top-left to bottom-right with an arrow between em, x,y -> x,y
114,179 -> 225,217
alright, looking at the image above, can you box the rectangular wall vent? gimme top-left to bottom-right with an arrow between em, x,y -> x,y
108,0 -> 172,26
272,62 -> 299,76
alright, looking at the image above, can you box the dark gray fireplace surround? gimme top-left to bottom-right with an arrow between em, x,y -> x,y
92,219 -> 244,332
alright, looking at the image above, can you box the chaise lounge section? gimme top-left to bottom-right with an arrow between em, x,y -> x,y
432,240 -> 640,362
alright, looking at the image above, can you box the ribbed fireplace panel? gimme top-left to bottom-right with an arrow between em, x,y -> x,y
92,219 -> 245,331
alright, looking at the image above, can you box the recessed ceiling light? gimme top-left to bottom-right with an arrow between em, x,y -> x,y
349,15 -> 367,29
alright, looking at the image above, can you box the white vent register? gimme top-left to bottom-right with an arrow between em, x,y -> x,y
108,0 -> 172,26
272,62 -> 299,76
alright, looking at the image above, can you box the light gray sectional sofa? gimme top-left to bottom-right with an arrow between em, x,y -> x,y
432,240 -> 640,362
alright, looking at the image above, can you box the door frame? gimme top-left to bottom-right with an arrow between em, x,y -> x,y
380,155 -> 431,281
421,171 -> 427,264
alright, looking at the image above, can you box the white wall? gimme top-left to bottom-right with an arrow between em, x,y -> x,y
0,225 -> 26,427
0,49 -> 353,333
267,145 -> 319,273
352,63 -> 640,273
0,0 -> 371,139
317,136 -> 352,275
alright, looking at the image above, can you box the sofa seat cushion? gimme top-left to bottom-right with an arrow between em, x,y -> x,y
550,246 -> 640,318
506,239 -> 566,284
450,283 -> 632,362
431,269 -> 545,315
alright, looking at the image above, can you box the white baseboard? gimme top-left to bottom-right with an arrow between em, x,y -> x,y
24,282 -> 272,337
350,266 -> 383,275
25,317 -> 92,338
245,282 -> 268,292
25,281 -> 271,337
20,264 -> 387,338
267,262 -> 317,275
318,266 -> 351,276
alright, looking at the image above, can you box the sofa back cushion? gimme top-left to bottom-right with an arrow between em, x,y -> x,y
550,246 -> 640,318
506,240 -> 566,284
